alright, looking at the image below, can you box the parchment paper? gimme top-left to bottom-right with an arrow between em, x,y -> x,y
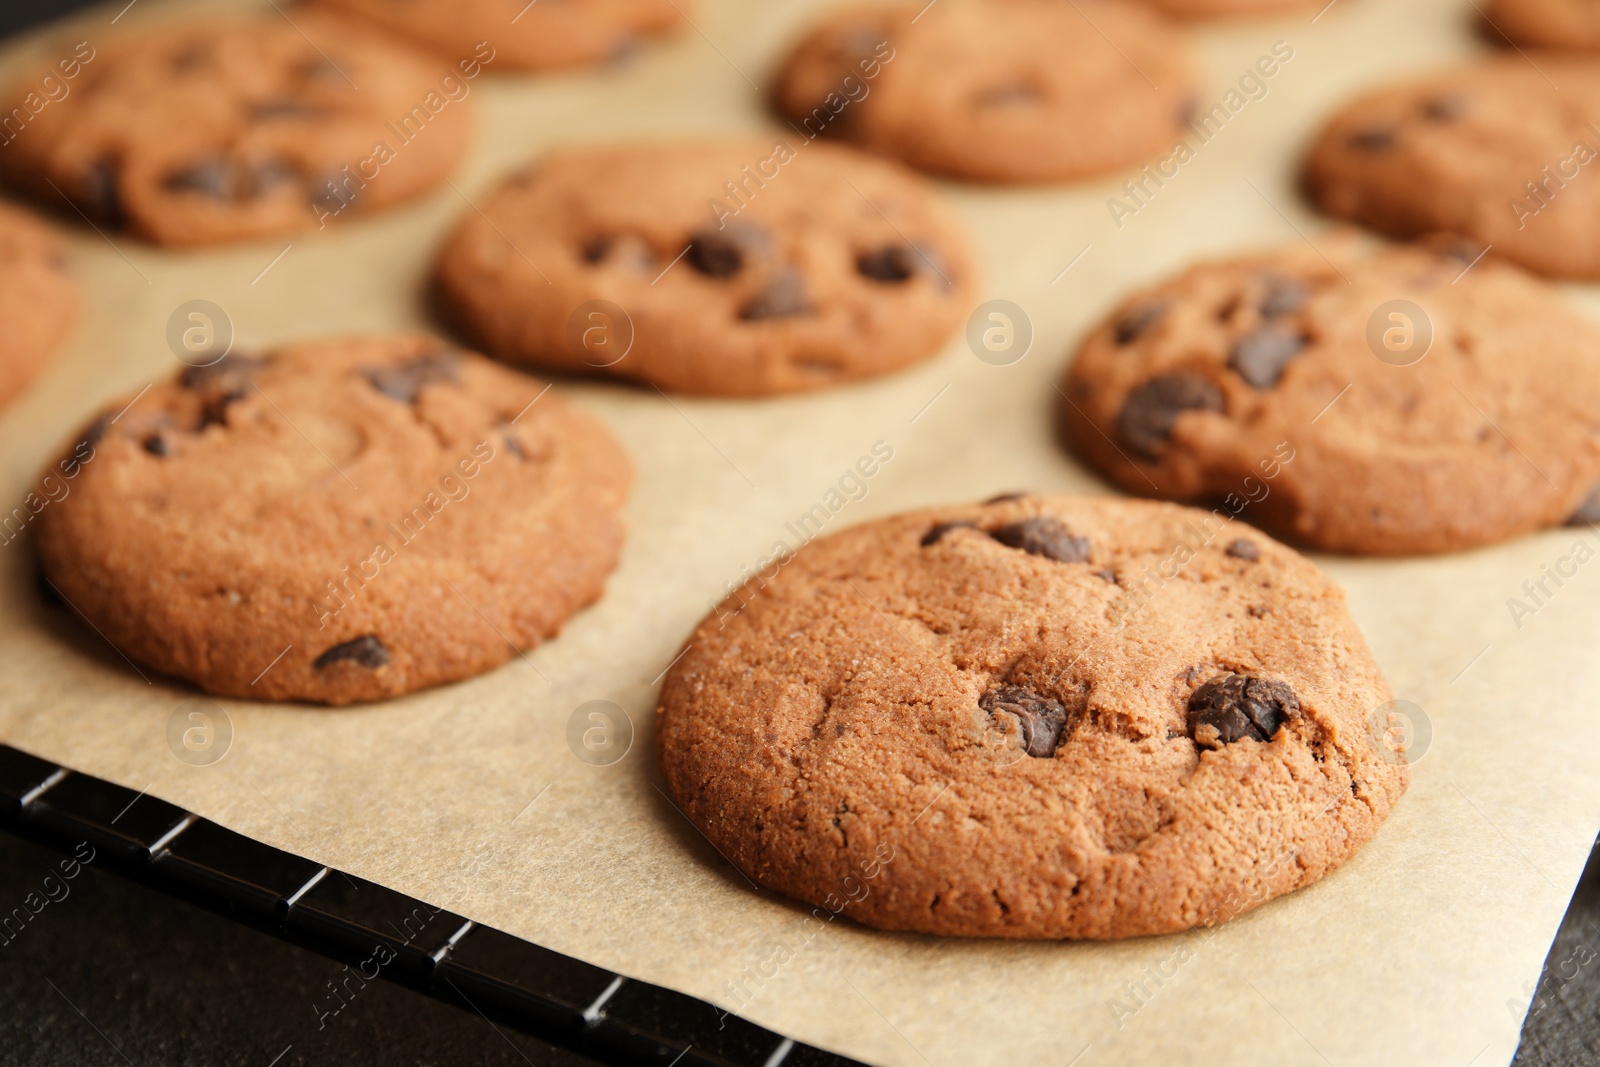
1,0 -> 1596,1063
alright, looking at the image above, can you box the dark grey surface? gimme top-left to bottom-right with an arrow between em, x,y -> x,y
0,0 -> 99,39
1511,834 -> 1600,1067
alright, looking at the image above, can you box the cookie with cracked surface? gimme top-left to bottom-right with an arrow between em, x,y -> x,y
1303,56 -> 1600,278
1481,0 -> 1600,49
304,0 -> 687,72
0,14 -> 471,247
34,334 -> 630,705
771,0 -> 1196,183
656,494 -> 1406,940
0,201 -> 77,411
434,138 -> 976,396
1061,236 -> 1600,555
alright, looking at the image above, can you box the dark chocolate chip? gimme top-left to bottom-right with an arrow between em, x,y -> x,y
989,517 -> 1090,563
856,245 -> 918,283
1569,484 -> 1600,525
79,414 -> 112,450
169,42 -> 212,72
1187,673 -> 1300,749
980,685 -> 1069,758
313,636 -> 389,670
1349,127 -> 1396,151
687,230 -> 748,277
80,160 -> 122,225
1115,374 -> 1224,460
1093,568 -> 1118,583
1258,274 -> 1308,319
740,268 -> 812,321
1225,538 -> 1260,561
984,492 -> 1027,504
142,434 -> 168,457
920,520 -> 976,546
1114,301 -> 1168,345
503,434 -> 526,460
1421,93 -> 1467,122
294,55 -> 346,83
362,353 -> 460,404
164,159 -> 234,199
1229,326 -> 1306,389
186,356 -> 267,430
581,236 -> 612,264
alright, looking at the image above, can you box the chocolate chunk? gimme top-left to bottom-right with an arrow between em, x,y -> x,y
1114,301 -> 1168,345
185,355 -> 267,429
169,42 -> 212,72
165,159 -> 233,199
1569,484 -> 1600,525
989,517 -> 1090,563
980,685 -> 1069,758
80,160 -> 122,225
581,236 -> 612,264
79,414 -> 112,450
856,245 -> 919,283
740,268 -> 812,321
1229,326 -> 1306,389
294,55 -> 345,84
142,434 -> 168,457
1349,127 -> 1396,151
503,434 -> 526,460
1187,673 -> 1300,749
687,229 -> 749,277
313,636 -> 389,670
984,492 -> 1027,504
1421,94 -> 1467,122
362,353 -> 460,403
1224,538 -> 1260,561
1258,274 -> 1308,319
920,520 -> 976,546
1115,374 -> 1224,460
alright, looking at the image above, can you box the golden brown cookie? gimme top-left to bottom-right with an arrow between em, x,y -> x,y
1482,0 -> 1600,49
772,0 -> 1197,183
1303,55 -> 1600,278
434,138 -> 977,396
1060,237 -> 1600,555
0,201 -> 76,411
35,334 -> 631,705
303,0 -> 688,72
0,14 -> 473,247
1134,0 -> 1322,15
657,494 -> 1407,940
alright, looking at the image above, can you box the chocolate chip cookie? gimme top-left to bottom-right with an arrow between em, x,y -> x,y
772,0 -> 1196,183
34,334 -> 631,705
304,0 -> 687,72
1303,56 -> 1600,278
434,138 -> 977,396
1061,236 -> 1600,555
0,14 -> 472,247
657,494 -> 1406,940
0,201 -> 76,411
1481,0 -> 1600,49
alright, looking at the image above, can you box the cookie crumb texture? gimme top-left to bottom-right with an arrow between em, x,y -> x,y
305,0 -> 688,72
35,335 -> 631,705
657,495 -> 1406,939
435,139 -> 976,396
1062,237 -> 1600,555
1304,57 -> 1600,278
0,202 -> 77,411
0,15 -> 471,247
773,0 -> 1195,183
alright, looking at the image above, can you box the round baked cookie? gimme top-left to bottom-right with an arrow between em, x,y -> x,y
0,201 -> 77,411
303,0 -> 688,72
0,15 -> 472,247
657,494 -> 1406,940
771,0 -> 1196,183
1303,56 -> 1600,278
434,138 -> 977,396
1481,0 -> 1600,49
1061,237 -> 1600,555
34,334 -> 630,705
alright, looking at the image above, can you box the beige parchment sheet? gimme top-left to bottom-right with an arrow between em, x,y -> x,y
1,0 -> 1596,1063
